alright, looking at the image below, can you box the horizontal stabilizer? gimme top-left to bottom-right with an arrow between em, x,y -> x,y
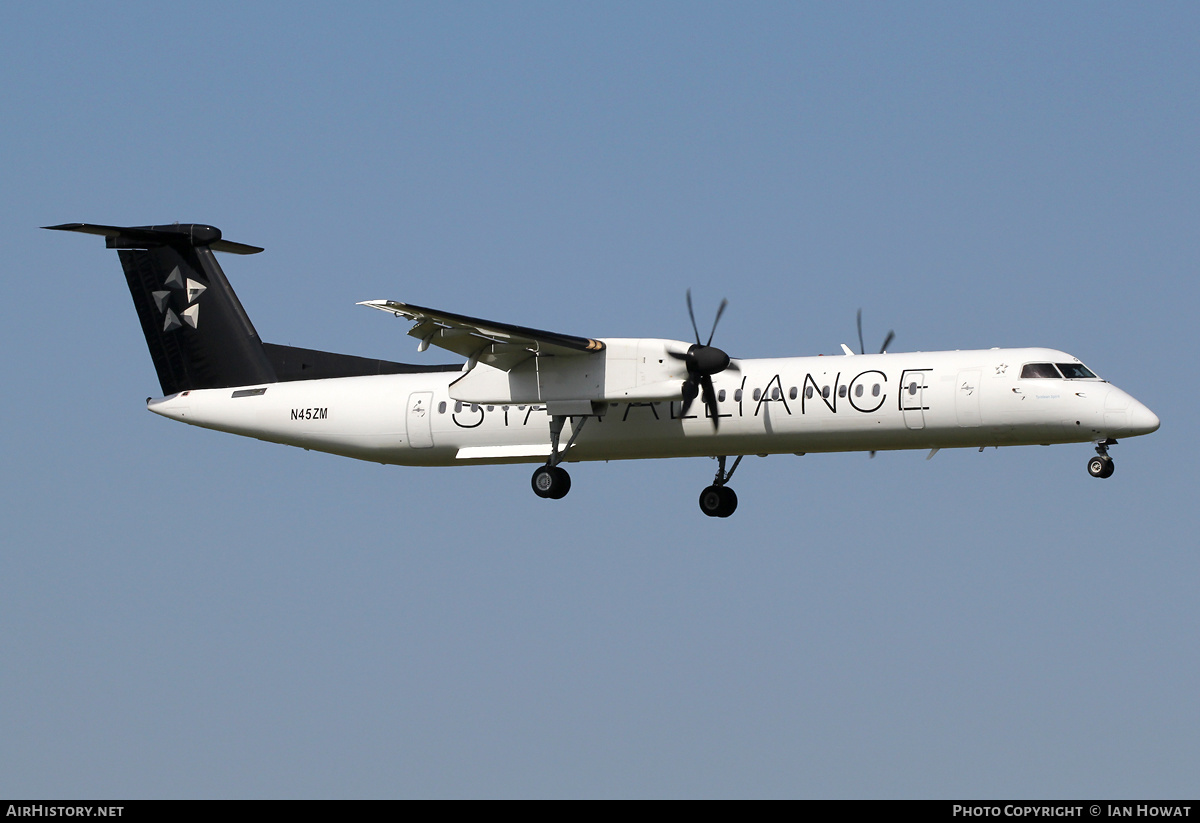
44,223 -> 263,255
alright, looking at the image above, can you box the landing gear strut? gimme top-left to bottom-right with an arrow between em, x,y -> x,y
531,415 -> 588,500
1088,439 -> 1116,479
699,455 -> 742,518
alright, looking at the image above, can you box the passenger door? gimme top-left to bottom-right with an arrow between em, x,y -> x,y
406,391 -> 435,449
900,369 -> 929,430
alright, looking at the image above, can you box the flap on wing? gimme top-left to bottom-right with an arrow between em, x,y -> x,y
359,299 -> 604,370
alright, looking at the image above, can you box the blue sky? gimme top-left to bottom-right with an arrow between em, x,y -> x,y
2,2 -> 1197,798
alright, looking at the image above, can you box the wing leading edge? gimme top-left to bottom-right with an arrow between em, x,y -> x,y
359,299 -> 604,371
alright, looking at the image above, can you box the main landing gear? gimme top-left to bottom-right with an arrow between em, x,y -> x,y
699,455 -> 742,518
531,465 -> 571,499
1087,439 -> 1117,479
531,415 -> 587,500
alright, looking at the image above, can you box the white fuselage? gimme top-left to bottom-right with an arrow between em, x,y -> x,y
146,345 -> 1160,466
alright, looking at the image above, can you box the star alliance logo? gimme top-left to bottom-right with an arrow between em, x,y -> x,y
152,266 -> 206,331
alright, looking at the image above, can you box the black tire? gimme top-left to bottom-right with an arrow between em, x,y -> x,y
531,465 -> 571,499
699,485 -> 724,517
1088,455 -> 1114,479
532,466 -> 554,498
548,466 -> 571,499
717,486 -> 738,518
699,485 -> 738,518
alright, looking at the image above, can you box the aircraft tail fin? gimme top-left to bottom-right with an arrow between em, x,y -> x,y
46,223 -> 278,395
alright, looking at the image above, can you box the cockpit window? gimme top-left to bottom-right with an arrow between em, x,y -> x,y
1020,363 -> 1061,378
1056,363 -> 1097,379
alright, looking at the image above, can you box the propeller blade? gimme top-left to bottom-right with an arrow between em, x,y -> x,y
700,375 -> 720,431
706,298 -> 728,346
685,289 -> 701,345
857,309 -> 895,353
680,379 -> 699,417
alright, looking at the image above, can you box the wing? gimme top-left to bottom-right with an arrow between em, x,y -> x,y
359,300 -> 604,371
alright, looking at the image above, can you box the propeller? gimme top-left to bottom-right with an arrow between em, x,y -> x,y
856,309 -> 894,458
857,308 -> 894,355
670,290 -> 738,429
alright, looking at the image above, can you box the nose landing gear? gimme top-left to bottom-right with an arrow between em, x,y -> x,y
1087,439 -> 1116,479
699,455 -> 743,518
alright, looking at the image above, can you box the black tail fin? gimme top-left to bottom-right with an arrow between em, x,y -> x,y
46,223 -> 278,395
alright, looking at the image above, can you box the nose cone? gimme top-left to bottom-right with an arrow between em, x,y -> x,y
1104,387 -> 1159,438
1128,399 -> 1160,436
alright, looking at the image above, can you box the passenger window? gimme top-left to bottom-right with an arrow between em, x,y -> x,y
1020,363 -> 1061,378
789,387 -> 798,400
718,389 -> 726,402
805,386 -> 814,399
872,384 -> 880,397
822,386 -> 830,399
908,382 -> 917,395
855,385 -> 863,398
771,387 -> 780,400
753,389 -> 761,401
734,389 -> 743,402
838,385 -> 847,398
454,401 -> 462,413
438,401 -> 447,414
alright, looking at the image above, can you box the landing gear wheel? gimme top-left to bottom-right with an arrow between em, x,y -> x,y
1087,455 -> 1115,479
699,485 -> 738,518
532,465 -> 571,499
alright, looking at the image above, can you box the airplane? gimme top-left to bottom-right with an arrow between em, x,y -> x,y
48,221 -> 1161,517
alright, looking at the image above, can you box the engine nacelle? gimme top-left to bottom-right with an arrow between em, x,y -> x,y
448,338 -> 689,407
